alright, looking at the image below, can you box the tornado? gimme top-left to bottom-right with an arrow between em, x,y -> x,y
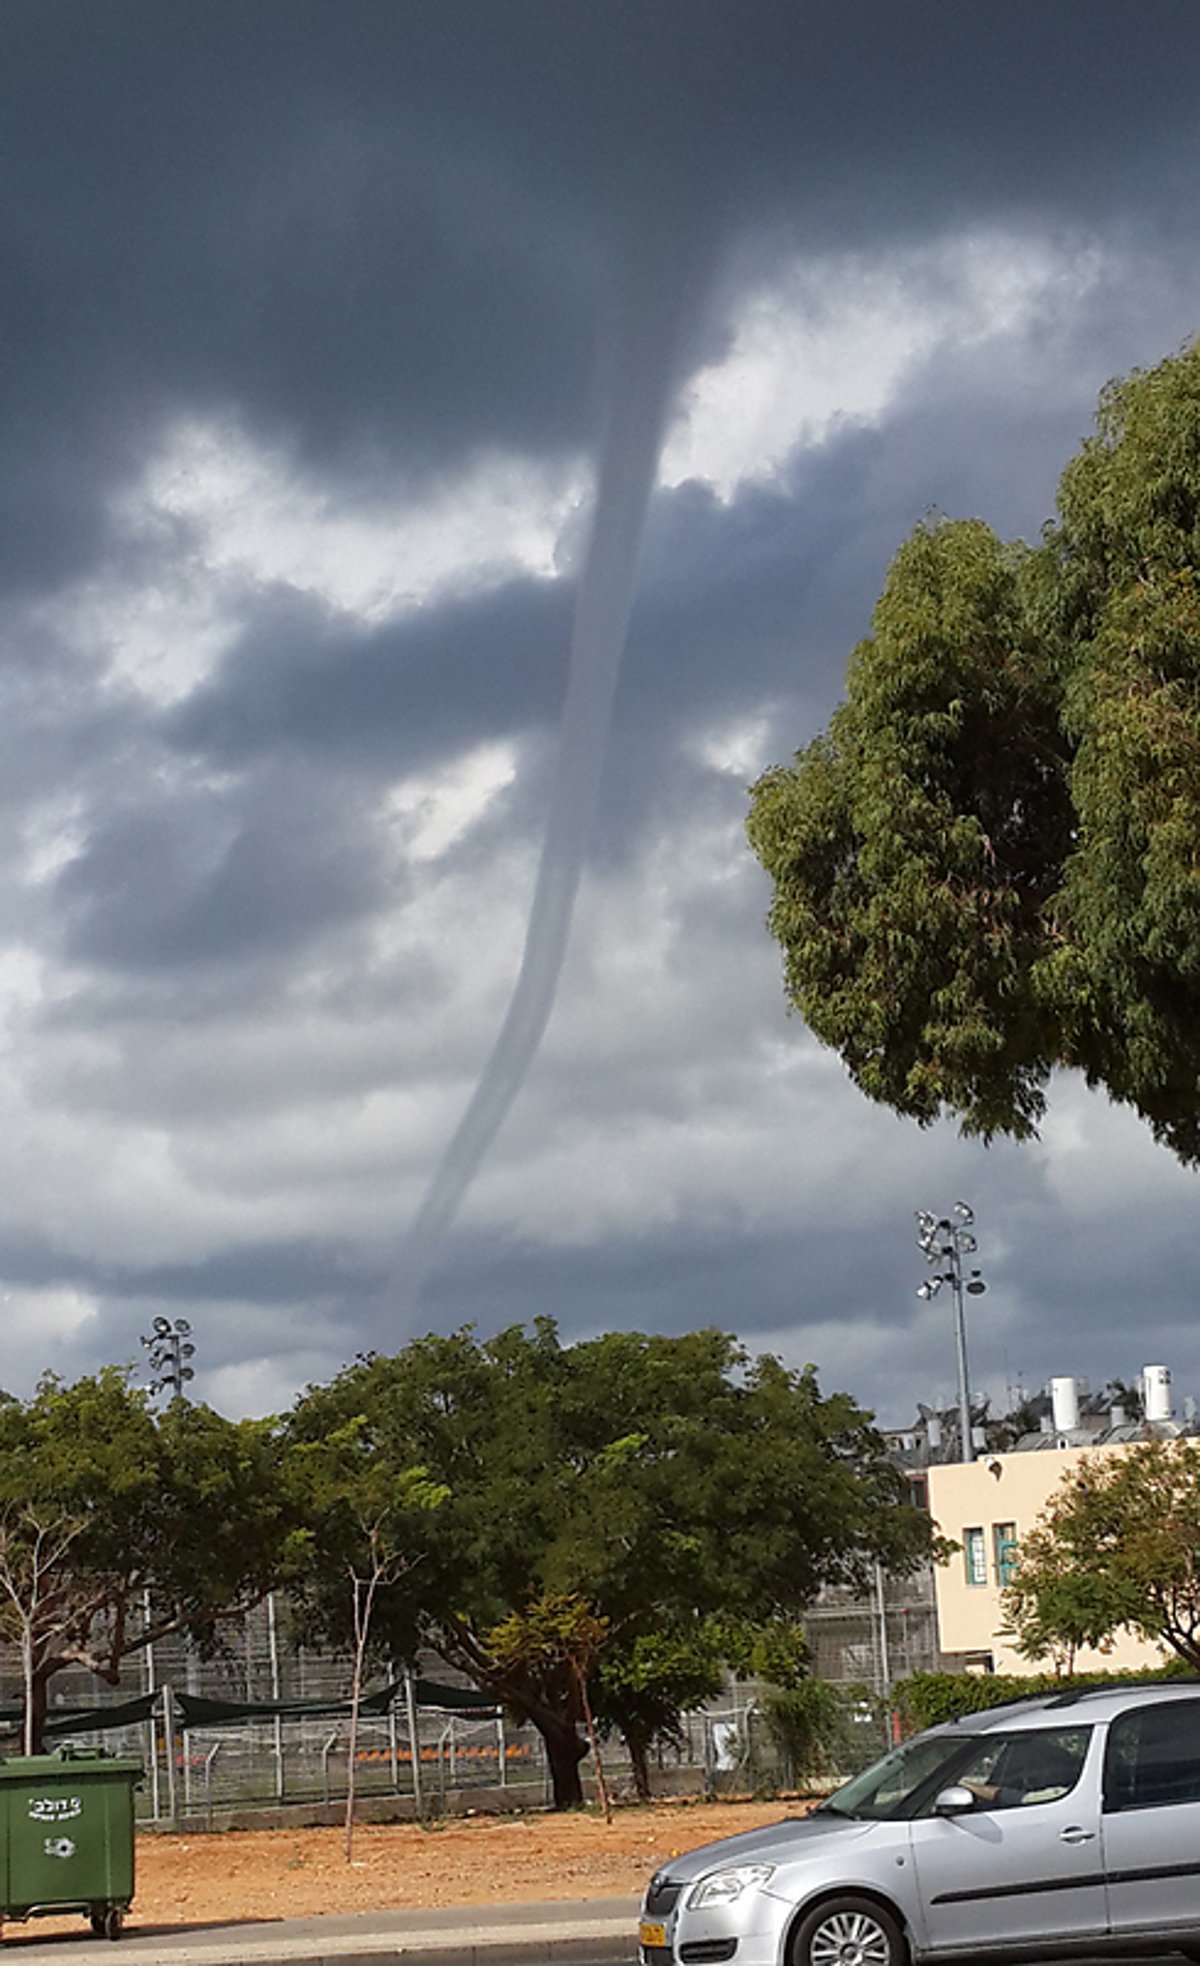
398,233 -> 703,1315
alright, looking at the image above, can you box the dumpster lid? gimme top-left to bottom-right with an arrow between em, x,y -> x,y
0,1749 -> 143,1777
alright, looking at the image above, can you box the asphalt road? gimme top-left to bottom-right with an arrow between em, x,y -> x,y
3,1907 -> 1195,1966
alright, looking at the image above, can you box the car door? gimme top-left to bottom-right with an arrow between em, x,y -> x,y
1102,1698 -> 1200,1945
908,1725 -> 1105,1955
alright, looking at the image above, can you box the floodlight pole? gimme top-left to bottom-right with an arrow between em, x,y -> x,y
915,1204 -> 986,1464
949,1251 -> 973,1466
140,1316 -> 197,1401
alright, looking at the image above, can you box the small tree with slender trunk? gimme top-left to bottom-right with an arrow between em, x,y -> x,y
592,1622 -> 728,1801
0,1507 -> 87,1756
342,1523 -> 417,1859
285,1414 -> 446,1856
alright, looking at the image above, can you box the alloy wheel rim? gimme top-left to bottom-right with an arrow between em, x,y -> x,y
809,1910 -> 891,1966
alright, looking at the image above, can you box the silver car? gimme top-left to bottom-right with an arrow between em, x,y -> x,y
639,1682 -> 1200,1966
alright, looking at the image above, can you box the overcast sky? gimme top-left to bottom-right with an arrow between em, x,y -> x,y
5,1 -> 1200,1429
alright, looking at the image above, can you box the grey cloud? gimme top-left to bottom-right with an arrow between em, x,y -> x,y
55,762 -> 391,972
4,2 -> 1200,1419
167,580 -> 572,775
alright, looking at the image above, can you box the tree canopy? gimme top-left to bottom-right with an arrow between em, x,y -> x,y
288,1318 -> 931,1806
1002,1439 -> 1200,1671
747,338 -> 1200,1161
0,1369 -> 300,1748
0,1332 -> 930,1793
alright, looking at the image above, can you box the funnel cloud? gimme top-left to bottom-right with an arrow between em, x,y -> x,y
400,236 -> 705,1310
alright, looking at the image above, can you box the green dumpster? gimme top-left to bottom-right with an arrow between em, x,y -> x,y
0,1747 -> 142,1939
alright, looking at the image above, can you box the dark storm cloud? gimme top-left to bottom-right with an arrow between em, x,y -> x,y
7,0 -> 1200,609
381,1113 -> 1200,1425
161,239 -> 1200,899
106,1235 -> 375,1309
168,580 -> 572,775
0,1219 -> 364,1316
163,309 -> 1140,796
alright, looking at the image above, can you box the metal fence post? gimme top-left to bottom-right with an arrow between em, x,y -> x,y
404,1671 -> 423,1814
267,1592 -> 285,1802
142,1589 -> 161,1822
163,1682 -> 179,1825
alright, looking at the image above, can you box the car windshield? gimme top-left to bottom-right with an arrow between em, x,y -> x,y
816,1724 -> 1093,1821
816,1735 -> 973,1819
806,1745 -> 967,1816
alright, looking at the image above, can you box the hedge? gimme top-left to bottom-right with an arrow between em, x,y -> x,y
893,1663 -> 1191,1734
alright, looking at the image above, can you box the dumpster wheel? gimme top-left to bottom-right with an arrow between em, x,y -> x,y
89,1906 -> 124,1940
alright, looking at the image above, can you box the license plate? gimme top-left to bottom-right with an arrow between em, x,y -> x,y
639,1920 -> 668,1948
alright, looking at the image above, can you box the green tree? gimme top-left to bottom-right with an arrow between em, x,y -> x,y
756,1678 -> 854,1790
983,1397 -> 1042,1453
592,1620 -> 728,1801
0,1369 -> 300,1748
730,1619 -> 862,1792
747,338 -> 1200,1161
489,1591 -> 613,1818
287,1321 -> 931,1808
1001,1439 -> 1200,1669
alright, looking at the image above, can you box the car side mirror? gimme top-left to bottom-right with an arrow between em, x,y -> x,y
933,1785 -> 976,1817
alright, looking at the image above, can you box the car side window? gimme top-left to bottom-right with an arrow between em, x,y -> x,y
1104,1701 -> 1200,1812
948,1727 -> 1091,1812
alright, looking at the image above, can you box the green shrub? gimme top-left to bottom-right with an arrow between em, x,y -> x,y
758,1678 -> 885,1786
894,1663 -> 1185,1735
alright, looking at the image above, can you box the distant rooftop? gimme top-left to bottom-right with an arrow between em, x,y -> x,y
885,1365 -> 1198,1466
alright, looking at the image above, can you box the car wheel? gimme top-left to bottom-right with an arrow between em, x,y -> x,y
791,1895 -> 907,1966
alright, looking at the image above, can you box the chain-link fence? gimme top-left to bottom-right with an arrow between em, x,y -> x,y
0,1570 -> 941,1825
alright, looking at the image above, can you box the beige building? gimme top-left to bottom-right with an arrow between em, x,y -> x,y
926,1442 -> 1169,1675
923,1366 -> 1196,1676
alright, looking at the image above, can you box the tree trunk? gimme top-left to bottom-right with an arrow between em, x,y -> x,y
626,1733 -> 652,1802
344,1577 -> 366,1862
21,1627 -> 35,1757
28,1664 -> 49,1756
538,1716 -> 590,1809
429,1621 -> 590,1809
574,1662 -> 611,1824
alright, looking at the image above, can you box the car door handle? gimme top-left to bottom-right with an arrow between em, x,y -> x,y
1059,1827 -> 1095,1844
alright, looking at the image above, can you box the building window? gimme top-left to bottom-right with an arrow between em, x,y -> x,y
964,1526 -> 988,1587
993,1522 -> 1018,1587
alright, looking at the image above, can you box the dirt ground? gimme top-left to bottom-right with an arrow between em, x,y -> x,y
3,1797 -> 811,1940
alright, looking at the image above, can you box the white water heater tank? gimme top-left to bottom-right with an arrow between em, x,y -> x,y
1143,1363 -> 1173,1422
1049,1376 -> 1080,1434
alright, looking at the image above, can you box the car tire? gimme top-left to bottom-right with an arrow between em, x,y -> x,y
790,1894 -> 907,1966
